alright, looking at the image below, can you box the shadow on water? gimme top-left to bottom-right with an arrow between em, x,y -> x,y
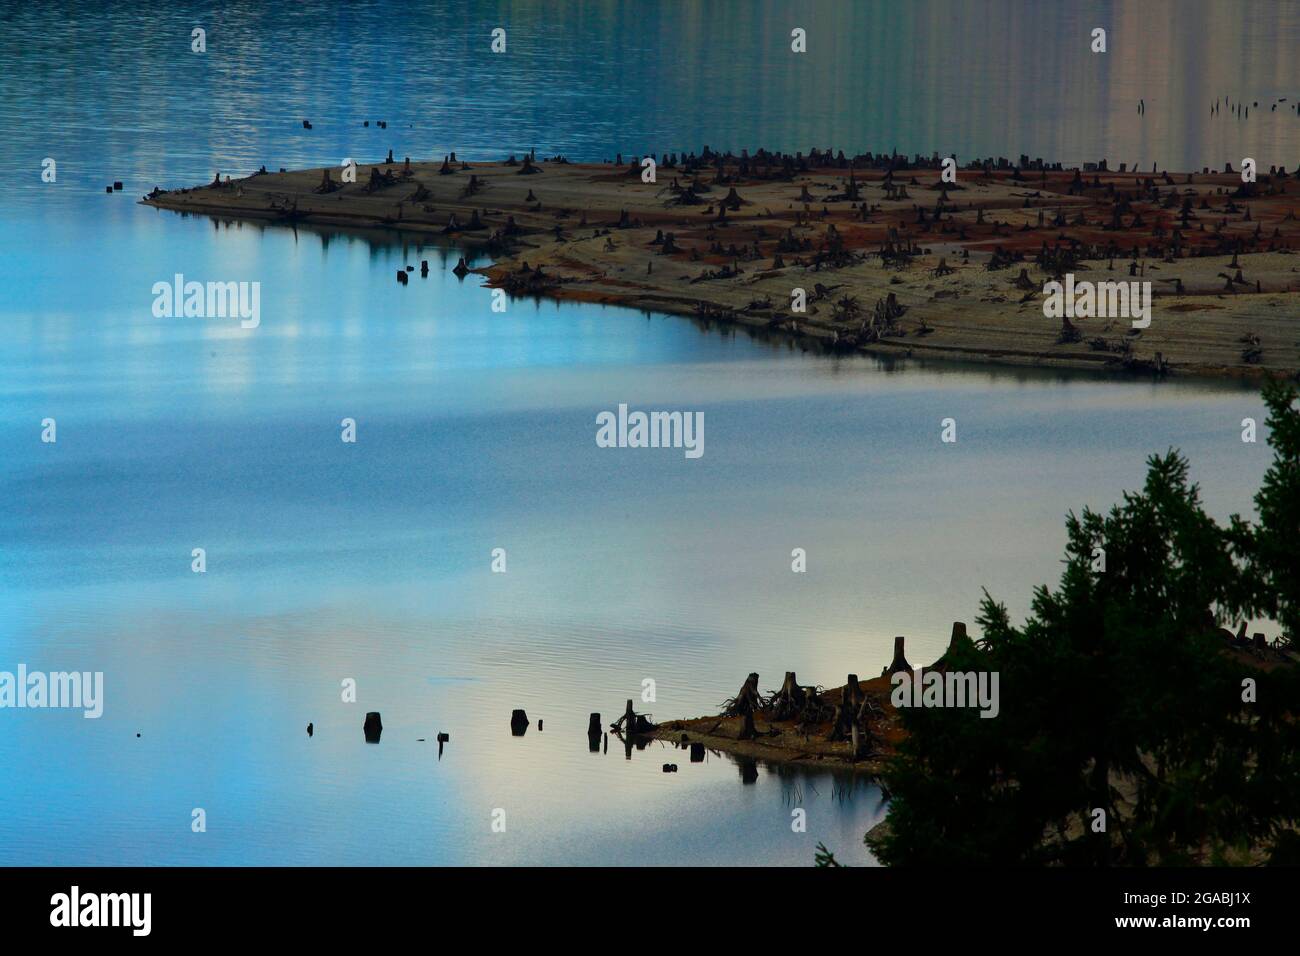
158,205 -> 494,267
621,731 -> 885,804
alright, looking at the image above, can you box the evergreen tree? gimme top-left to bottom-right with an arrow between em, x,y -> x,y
869,382 -> 1300,865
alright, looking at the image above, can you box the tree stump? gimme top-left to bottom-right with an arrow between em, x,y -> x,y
738,697 -> 758,741
884,636 -> 913,677
510,709 -> 530,736
828,674 -> 864,741
769,671 -> 807,720
612,699 -> 655,736
932,621 -> 974,670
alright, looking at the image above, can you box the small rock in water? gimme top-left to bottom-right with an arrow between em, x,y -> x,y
307,722 -> 313,737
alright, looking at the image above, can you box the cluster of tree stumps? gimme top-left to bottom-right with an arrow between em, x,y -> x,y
735,668 -> 885,759
647,624 -> 1007,769
705,642 -> 929,762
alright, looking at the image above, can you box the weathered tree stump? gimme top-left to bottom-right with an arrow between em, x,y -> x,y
314,167 -> 338,194
612,699 -> 655,736
842,674 -> 863,713
768,671 -> 807,720
932,621 -> 974,670
883,636 -> 913,677
722,673 -> 764,716
828,674 -> 864,741
738,700 -> 758,740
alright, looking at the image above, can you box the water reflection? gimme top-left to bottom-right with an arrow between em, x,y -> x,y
4,0 -> 1299,219
0,0 -> 1288,867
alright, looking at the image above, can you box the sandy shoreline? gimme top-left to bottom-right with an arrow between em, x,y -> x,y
141,149 -> 1300,380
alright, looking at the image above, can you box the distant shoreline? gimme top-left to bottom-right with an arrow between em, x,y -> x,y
143,150 -> 1300,381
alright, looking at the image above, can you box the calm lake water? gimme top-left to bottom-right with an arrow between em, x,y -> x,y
0,1 -> 1291,866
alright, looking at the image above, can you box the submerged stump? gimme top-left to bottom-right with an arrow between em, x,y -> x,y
363,711 -> 382,742
510,709 -> 530,736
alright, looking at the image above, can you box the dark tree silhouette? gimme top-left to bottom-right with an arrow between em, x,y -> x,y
856,381 -> 1300,866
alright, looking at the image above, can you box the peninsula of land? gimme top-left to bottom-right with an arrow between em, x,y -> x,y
142,147 -> 1300,378
641,622 -> 1295,774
